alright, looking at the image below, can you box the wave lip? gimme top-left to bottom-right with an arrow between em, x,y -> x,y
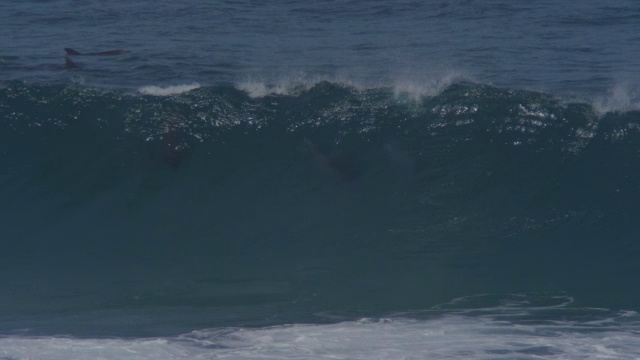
138,83 -> 201,96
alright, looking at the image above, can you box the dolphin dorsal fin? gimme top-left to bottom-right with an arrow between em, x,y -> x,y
64,48 -> 82,55
65,56 -> 76,68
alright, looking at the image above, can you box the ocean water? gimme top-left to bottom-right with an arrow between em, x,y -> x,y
2,1 -> 640,359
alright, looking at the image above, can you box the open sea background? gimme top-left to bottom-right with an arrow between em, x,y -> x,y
2,0 -> 640,358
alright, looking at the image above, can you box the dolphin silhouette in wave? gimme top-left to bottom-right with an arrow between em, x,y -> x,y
304,138 -> 359,182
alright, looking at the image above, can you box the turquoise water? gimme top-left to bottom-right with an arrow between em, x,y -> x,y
2,1 -> 640,358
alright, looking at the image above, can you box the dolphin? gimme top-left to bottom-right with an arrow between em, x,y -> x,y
13,48 -> 116,73
160,130 -> 189,168
59,47 -> 127,69
146,109 -> 192,169
64,48 -> 128,56
304,138 -> 359,182
383,141 -> 417,173
64,56 -> 76,68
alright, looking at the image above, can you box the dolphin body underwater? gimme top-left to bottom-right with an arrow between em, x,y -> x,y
303,138 -> 360,182
67,49 -> 187,168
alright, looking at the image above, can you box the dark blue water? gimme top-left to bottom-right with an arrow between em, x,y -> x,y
2,1 -> 640,359
3,0 -> 640,97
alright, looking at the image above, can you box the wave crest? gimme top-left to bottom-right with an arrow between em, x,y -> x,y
138,83 -> 201,96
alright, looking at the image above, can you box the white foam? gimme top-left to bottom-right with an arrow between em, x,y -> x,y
235,69 -> 470,100
2,313 -> 639,360
236,80 -> 305,98
391,70 -> 470,101
592,82 -> 640,114
235,75 -> 354,98
138,83 -> 201,96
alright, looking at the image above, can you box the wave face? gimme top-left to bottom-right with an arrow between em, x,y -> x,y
1,81 -> 640,337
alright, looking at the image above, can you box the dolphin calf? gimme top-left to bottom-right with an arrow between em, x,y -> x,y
64,48 -> 128,56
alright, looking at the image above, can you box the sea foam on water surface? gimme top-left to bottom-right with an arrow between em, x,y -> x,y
138,83 -> 201,96
2,312 -> 639,360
